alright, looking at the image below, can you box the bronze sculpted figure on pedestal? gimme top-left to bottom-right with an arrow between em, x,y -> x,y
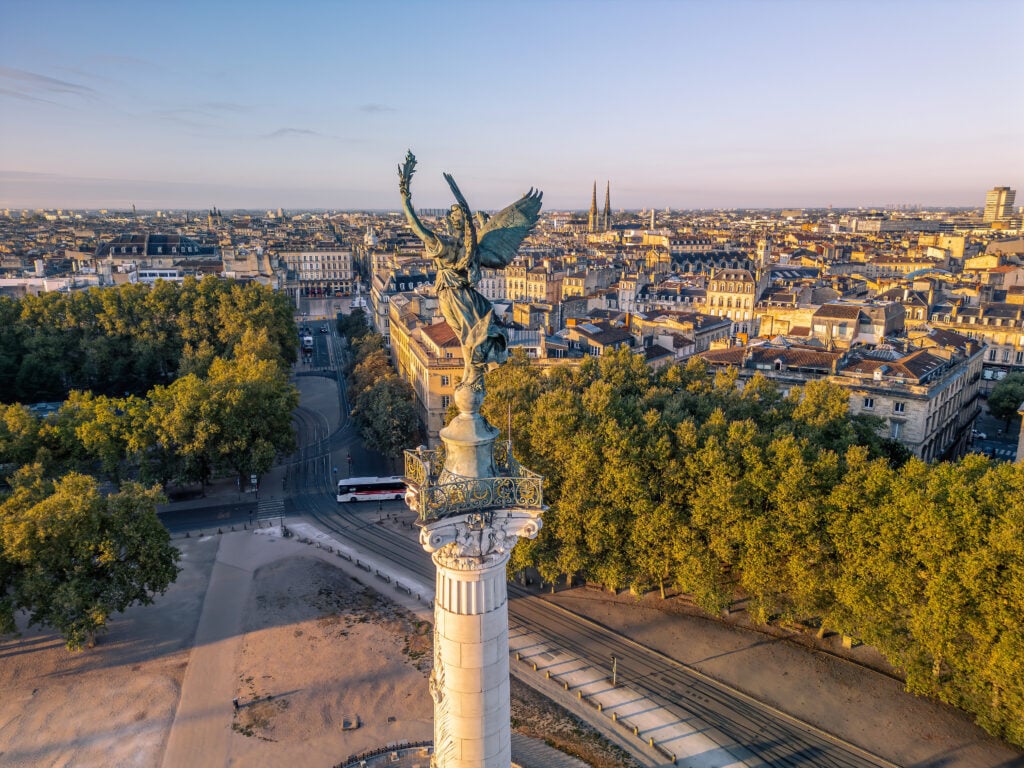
399,150 -> 542,392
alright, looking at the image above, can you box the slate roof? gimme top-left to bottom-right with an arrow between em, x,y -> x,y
844,348 -> 947,383
812,304 -> 863,320
96,232 -> 215,258
579,327 -> 633,346
644,344 -> 674,362
701,345 -> 841,372
916,327 -> 976,353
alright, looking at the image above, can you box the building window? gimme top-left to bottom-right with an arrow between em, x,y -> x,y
441,396 -> 451,410
893,401 -> 905,414
863,397 -> 874,409
441,375 -> 450,387
988,349 -> 997,361
890,421 -> 902,439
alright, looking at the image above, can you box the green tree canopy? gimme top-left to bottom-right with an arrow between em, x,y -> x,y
481,350 -> 1024,745
0,465 -> 180,650
353,378 -> 421,467
2,277 -> 297,404
988,373 -> 1024,426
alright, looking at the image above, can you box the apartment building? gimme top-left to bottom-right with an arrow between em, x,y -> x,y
700,329 -> 984,461
388,293 -> 462,445
278,247 -> 353,299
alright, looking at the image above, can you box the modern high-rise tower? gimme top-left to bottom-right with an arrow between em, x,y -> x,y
984,186 -> 1016,223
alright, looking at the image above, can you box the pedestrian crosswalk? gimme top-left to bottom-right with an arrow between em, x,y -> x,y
257,497 -> 285,522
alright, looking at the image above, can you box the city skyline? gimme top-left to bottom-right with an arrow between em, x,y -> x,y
1,0 -> 1021,211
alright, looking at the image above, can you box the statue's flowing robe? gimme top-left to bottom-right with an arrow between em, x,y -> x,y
434,247 -> 507,366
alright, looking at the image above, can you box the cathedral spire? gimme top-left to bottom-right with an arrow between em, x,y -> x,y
603,181 -> 611,232
588,181 -> 598,233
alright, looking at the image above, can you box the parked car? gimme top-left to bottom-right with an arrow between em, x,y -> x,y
972,429 -> 987,440
320,326 -> 329,333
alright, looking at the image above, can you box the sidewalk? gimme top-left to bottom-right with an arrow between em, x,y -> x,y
160,535 -> 257,768
509,624 -> 750,768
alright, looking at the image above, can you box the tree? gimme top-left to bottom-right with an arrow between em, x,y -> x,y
988,373 -> 1024,427
348,350 -> 395,403
146,374 -> 218,486
0,465 -> 180,649
338,308 -> 370,342
205,343 -> 298,483
353,378 -> 421,467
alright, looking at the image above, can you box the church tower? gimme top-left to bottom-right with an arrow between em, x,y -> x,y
755,235 -> 772,301
588,181 -> 598,233
602,181 -> 611,232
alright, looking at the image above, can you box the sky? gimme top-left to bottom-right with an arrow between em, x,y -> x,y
0,0 -> 1021,211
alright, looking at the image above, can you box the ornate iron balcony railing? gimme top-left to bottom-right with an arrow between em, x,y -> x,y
404,442 -> 543,523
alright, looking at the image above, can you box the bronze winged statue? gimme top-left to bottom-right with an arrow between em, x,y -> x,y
398,150 -> 542,392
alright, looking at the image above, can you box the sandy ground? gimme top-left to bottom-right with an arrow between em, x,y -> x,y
0,535 -> 216,768
227,555 -> 433,766
0,532 -> 434,768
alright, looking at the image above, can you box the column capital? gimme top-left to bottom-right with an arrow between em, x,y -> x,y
420,509 -> 543,571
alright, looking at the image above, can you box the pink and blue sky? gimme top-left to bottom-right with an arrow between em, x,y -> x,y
0,0 -> 1021,211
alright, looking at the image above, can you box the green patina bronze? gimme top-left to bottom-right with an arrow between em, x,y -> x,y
398,150 -> 542,393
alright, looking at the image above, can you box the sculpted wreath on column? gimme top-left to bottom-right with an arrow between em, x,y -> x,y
399,151 -> 543,394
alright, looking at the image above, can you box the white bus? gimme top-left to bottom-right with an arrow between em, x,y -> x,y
336,476 -> 406,503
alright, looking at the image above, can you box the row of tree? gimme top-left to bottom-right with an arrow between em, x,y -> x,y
0,328 -> 298,489
2,280 -> 300,649
339,310 -> 421,468
484,349 -> 1023,746
0,276 -> 297,403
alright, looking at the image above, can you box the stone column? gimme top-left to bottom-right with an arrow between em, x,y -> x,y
417,385 -> 541,768
421,510 -> 540,768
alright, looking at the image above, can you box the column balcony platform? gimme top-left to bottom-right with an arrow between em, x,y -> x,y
404,443 -> 543,524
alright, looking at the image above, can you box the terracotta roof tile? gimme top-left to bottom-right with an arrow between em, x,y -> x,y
420,322 -> 459,346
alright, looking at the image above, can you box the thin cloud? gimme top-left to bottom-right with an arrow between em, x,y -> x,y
359,103 -> 395,113
263,127 -> 322,138
0,87 -> 58,105
0,67 -> 97,99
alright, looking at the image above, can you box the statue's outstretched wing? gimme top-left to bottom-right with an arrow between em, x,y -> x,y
476,188 -> 543,269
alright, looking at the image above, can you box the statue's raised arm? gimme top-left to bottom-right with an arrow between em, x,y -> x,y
398,151 -> 439,251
